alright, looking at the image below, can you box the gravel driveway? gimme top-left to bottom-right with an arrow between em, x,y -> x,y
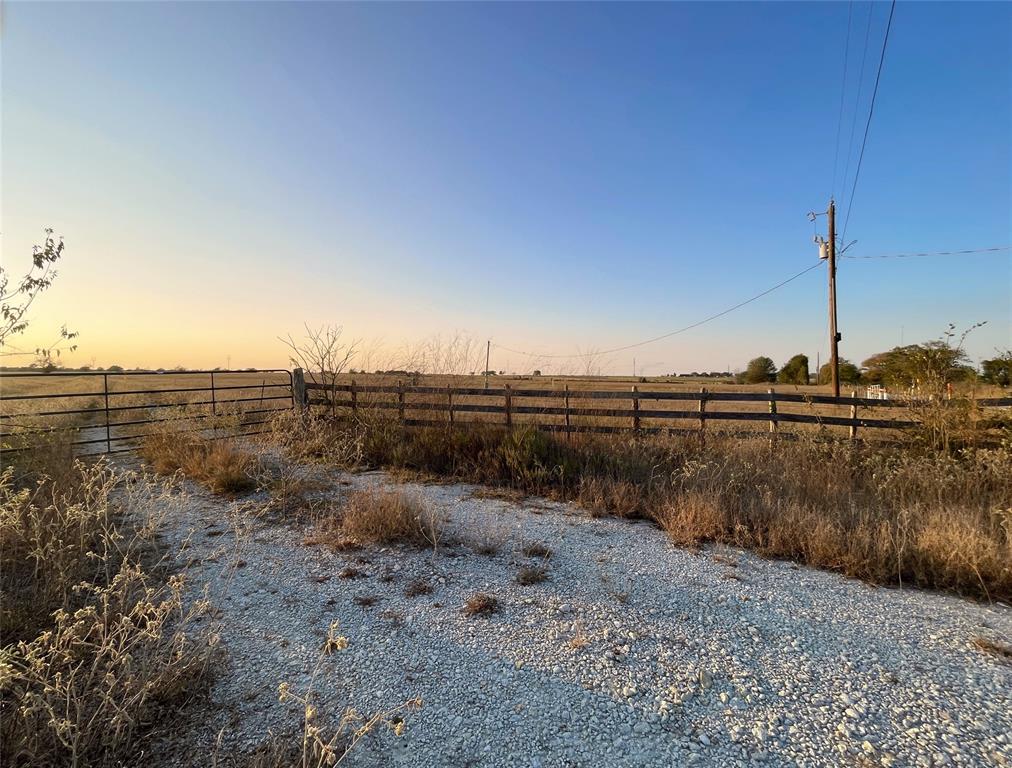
149,464 -> 1011,768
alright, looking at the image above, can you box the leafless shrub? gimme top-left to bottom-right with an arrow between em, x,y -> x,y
279,324 -> 359,417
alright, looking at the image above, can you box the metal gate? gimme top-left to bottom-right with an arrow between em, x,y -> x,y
0,369 -> 293,455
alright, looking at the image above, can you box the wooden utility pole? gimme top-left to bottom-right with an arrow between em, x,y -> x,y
827,199 -> 841,397
484,340 -> 491,390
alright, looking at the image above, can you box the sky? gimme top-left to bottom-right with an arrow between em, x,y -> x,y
2,1 -> 1009,375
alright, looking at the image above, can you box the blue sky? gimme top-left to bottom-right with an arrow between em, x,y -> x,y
2,1 -> 1009,373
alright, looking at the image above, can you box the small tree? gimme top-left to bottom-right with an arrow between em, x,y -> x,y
777,354 -> 809,385
0,229 -> 78,367
743,356 -> 777,384
861,324 -> 982,391
817,358 -> 861,385
981,352 -> 1011,387
279,324 -> 359,415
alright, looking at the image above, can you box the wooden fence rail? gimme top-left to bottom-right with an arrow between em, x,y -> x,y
302,375 -> 1012,439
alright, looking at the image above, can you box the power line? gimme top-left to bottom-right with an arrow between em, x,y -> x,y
831,1 -> 854,199
492,261 -> 826,359
839,1 -> 875,210
841,245 -> 1011,260
841,0 -> 897,244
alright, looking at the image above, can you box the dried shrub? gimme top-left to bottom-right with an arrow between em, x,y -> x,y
463,592 -> 498,616
275,415 -> 1012,599
0,461 -> 216,767
517,566 -> 548,585
338,489 -> 441,548
972,636 -> 1012,661
404,578 -> 433,598
141,432 -> 257,495
521,542 -> 552,560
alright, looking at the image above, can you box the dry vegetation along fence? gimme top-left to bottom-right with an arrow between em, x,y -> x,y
301,373 -> 1012,442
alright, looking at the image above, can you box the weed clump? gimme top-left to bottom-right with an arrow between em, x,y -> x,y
336,489 -> 441,548
463,592 -> 498,616
0,459 -> 216,767
405,578 -> 433,597
141,432 -> 257,494
517,566 -> 548,585
521,542 -> 553,559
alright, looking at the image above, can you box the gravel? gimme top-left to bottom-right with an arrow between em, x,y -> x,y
145,463 -> 1012,768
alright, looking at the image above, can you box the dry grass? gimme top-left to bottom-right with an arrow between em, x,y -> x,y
353,594 -> 380,608
336,488 -> 441,548
404,578 -> 433,597
463,592 -> 498,616
521,542 -> 553,560
0,456 -> 216,767
517,565 -> 548,585
971,636 -> 1012,661
281,415 -> 1011,600
568,623 -> 590,650
141,431 -> 257,495
468,487 -> 525,503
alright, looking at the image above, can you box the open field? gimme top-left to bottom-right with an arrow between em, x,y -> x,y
0,370 -> 294,453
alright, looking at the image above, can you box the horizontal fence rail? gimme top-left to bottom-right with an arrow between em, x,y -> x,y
304,378 -> 1012,439
1,369 -> 294,455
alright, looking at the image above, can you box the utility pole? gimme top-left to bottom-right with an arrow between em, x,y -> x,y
484,340 -> 490,390
827,199 -> 841,397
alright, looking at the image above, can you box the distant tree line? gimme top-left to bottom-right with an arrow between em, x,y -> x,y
735,338 -> 1008,388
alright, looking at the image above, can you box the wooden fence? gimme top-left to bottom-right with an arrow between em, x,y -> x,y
297,371 -> 1012,440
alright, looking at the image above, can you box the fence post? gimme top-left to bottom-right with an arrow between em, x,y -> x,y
768,387 -> 778,446
631,385 -> 640,434
293,368 -> 306,412
849,389 -> 858,440
210,371 -> 219,439
564,384 -> 571,442
103,373 -> 111,454
504,384 -> 512,428
698,386 -> 707,445
351,379 -> 358,413
447,385 -> 454,425
397,380 -> 405,425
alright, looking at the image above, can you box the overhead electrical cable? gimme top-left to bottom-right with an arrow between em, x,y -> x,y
841,0 -> 897,244
839,2 -> 875,211
841,245 -> 1011,260
831,1 -> 855,199
492,261 -> 826,359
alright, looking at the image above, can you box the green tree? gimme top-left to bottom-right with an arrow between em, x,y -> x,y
743,356 -> 777,384
777,354 -> 809,385
817,358 -> 861,385
981,353 -> 1011,386
862,341 -> 971,388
